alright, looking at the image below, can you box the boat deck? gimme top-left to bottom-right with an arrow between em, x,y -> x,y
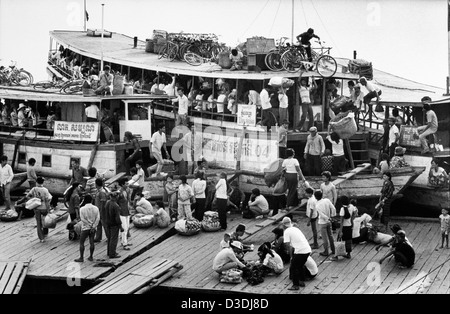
0,210 -> 174,281
154,213 -> 449,294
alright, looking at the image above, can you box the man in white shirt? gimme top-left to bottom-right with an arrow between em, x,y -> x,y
0,155 -> 14,211
282,217 -> 312,290
418,98 -> 439,154
315,190 -> 336,257
260,85 -> 273,129
359,76 -> 382,105
150,123 -> 170,176
85,103 -> 100,122
386,117 -> 400,158
172,87 -> 189,127
163,75 -> 176,97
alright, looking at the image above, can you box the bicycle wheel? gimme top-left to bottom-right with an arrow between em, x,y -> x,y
13,70 -> 33,86
265,51 -> 284,72
167,44 -> 179,62
183,52 -> 203,66
281,49 -> 303,73
158,45 -> 168,60
62,81 -> 83,94
316,55 -> 337,78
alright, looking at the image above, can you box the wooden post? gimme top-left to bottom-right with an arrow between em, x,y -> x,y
322,78 -> 327,130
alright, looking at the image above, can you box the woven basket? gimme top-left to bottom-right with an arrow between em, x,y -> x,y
329,114 -> 357,139
133,214 -> 154,228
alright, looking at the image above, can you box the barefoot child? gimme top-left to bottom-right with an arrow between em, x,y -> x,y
165,174 -> 178,221
439,208 -> 450,249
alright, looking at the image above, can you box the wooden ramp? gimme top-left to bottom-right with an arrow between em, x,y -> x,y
85,257 -> 182,294
0,260 -> 30,294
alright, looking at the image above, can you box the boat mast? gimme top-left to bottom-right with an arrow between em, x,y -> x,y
83,0 -> 87,32
101,3 -> 105,72
291,0 -> 294,44
447,0 -> 450,95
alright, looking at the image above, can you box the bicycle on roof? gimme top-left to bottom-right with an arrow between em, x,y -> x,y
0,60 -> 34,86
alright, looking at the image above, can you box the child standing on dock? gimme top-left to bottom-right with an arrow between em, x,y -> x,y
439,208 -> 450,249
320,171 -> 337,206
27,158 -> 38,189
165,174 -> 178,221
177,175 -> 194,220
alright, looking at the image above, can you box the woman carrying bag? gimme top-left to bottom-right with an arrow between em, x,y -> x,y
281,148 -> 306,209
333,196 -> 357,260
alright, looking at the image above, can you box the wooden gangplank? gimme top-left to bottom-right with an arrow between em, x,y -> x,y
85,256 -> 182,294
104,172 -> 126,188
0,260 -> 30,294
333,163 -> 371,186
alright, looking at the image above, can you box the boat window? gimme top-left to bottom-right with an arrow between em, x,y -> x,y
128,103 -> 148,120
69,157 -> 81,169
42,155 -> 52,168
18,153 -> 27,165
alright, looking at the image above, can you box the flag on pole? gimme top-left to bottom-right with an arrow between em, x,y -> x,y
85,10 -> 89,22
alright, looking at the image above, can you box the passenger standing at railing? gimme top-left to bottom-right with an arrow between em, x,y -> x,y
418,97 -> 438,155
260,85 -> 274,129
296,28 -> 321,63
85,103 -> 100,122
172,87 -> 189,126
10,104 -> 18,127
17,103 -> 28,127
359,77 -> 382,106
296,73 -> 316,133
386,117 -> 400,158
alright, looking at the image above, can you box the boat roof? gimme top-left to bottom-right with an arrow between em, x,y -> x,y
49,30 -> 359,81
0,85 -> 170,103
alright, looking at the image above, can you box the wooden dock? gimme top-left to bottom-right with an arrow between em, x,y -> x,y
0,260 -> 30,294
0,210 -> 174,281
152,214 -> 450,294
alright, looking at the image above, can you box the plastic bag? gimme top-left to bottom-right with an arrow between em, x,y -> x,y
26,197 -> 42,210
334,240 -> 347,257
43,213 -> 58,229
273,176 -> 287,195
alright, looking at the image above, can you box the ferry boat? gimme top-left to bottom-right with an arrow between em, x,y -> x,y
0,29 -> 429,210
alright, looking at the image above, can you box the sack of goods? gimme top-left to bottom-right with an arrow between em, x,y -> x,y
42,212 -> 58,229
201,211 -> 221,232
331,95 -> 351,111
220,268 -> 243,284
25,197 -> 42,210
268,77 -> 294,88
0,209 -> 19,222
263,158 -> 284,187
132,214 -> 154,229
329,112 -> 357,139
176,218 -> 201,236
348,59 -> 373,80
154,208 -> 171,228
334,240 -> 347,257
273,176 -> 287,195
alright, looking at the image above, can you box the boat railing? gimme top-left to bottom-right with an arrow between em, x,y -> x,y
151,99 -> 263,125
0,124 -> 54,139
47,58 -> 76,80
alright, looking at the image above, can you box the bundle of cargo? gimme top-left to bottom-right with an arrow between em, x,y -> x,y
268,77 -> 294,89
175,218 -> 202,236
329,111 -> 357,139
132,214 -> 154,229
348,59 -> 373,80
246,37 -> 275,54
201,211 -> 221,232
0,209 -> 19,222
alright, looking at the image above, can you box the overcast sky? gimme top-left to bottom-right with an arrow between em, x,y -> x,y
0,0 -> 447,88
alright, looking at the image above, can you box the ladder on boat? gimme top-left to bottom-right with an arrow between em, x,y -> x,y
346,136 -> 371,171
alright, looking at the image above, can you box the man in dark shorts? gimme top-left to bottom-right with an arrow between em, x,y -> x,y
296,28 -> 321,62
379,230 -> 415,269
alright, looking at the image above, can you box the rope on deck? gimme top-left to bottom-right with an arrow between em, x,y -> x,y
395,257 -> 450,294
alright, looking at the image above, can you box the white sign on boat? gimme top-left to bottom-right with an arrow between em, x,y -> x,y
53,121 -> 99,142
237,104 -> 257,127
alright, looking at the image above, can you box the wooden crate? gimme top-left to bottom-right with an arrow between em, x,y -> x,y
246,38 -> 275,54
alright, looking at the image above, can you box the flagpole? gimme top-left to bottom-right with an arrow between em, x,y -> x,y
101,3 -> 104,72
83,0 -> 87,31
446,0 -> 450,95
291,0 -> 294,45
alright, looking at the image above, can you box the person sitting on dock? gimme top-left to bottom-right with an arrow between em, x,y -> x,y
271,227 -> 291,263
418,98 -> 439,154
428,158 -> 449,188
248,188 -> 270,219
378,230 -> 415,269
75,195 -> 100,263
389,146 -> 410,169
229,49 -> 244,71
230,224 -> 253,253
134,192 -> 154,215
212,240 -> 247,275
304,127 -> 325,176
95,65 -> 114,96
257,242 -> 284,275
359,77 -> 382,106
